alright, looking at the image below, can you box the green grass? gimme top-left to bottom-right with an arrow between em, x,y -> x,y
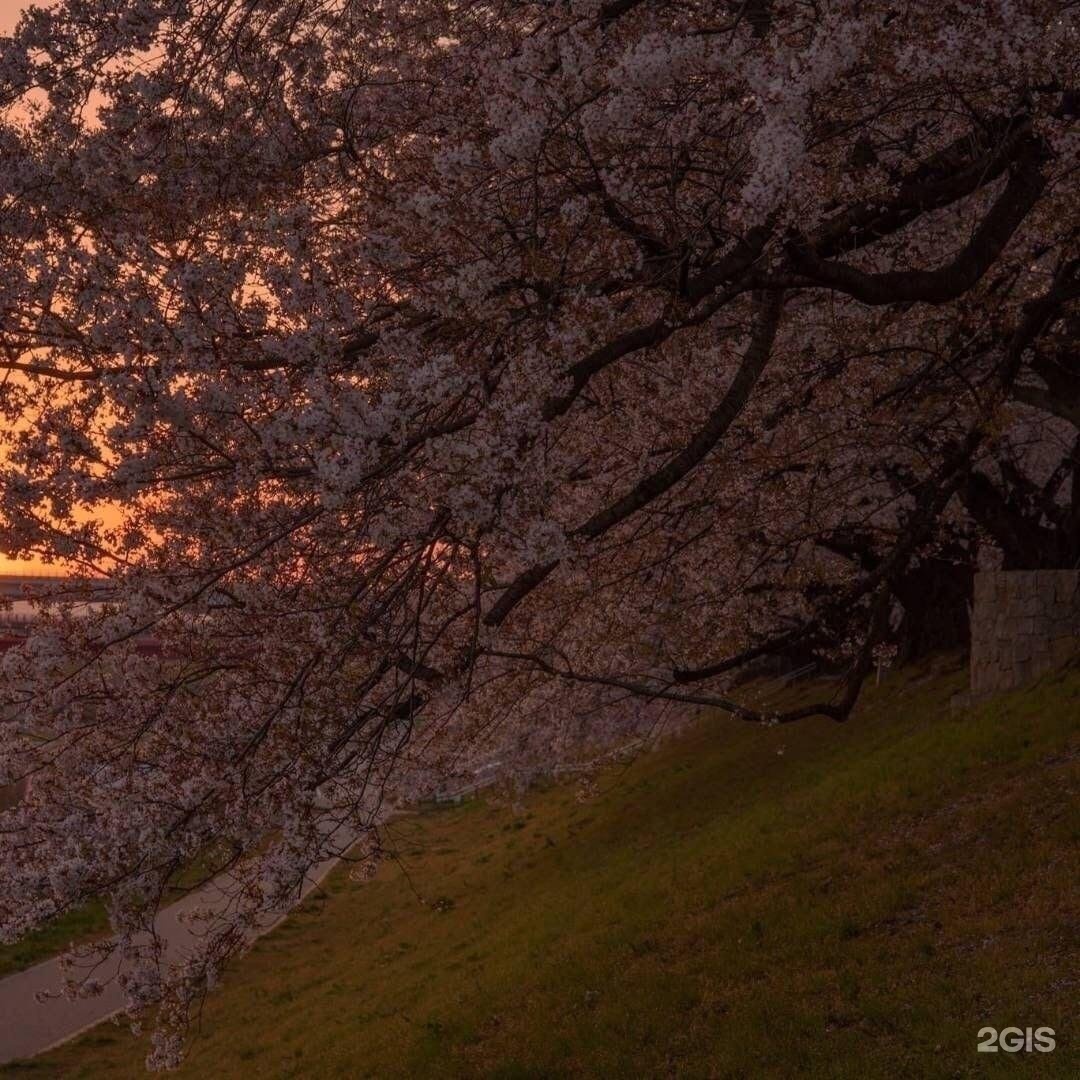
4,655 -> 1078,1077
0,830 -> 238,979
0,902 -> 109,980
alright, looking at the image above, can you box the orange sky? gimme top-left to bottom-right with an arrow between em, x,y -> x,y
0,2 -> 103,574
0,4 -> 35,572
0,2 -> 22,34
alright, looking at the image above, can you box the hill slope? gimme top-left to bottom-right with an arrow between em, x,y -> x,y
5,657 -> 1078,1078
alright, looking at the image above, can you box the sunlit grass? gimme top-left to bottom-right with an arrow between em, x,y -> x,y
5,655 -> 1078,1077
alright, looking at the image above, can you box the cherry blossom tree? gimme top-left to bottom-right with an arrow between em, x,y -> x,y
0,0 -> 1077,1065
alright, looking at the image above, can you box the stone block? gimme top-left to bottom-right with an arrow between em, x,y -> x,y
969,569 -> 1080,695
1036,570 -> 1058,596
1052,636 -> 1079,667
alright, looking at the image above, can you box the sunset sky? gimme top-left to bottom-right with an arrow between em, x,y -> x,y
1,3 -> 33,573
0,2 -> 20,34
1,2 -> 88,574
1,1 -> 132,579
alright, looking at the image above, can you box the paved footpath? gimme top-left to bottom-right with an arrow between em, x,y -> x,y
0,824 -> 358,1064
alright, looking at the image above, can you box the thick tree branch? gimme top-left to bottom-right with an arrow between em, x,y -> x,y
487,292 -> 783,627
485,648 -> 843,723
810,118 -> 1035,260
0,360 -> 100,381
541,317 -> 671,421
1012,381 -> 1080,427
599,0 -> 649,27
792,142 -> 1047,305
577,290 -> 783,540
672,626 -> 811,683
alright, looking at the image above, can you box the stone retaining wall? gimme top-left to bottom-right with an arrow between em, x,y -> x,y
970,570 -> 1080,694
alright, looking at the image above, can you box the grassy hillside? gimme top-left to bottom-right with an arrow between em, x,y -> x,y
4,656 -> 1077,1078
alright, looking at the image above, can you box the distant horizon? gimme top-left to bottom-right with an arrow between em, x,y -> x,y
0,566 -> 73,577
0,556 -> 63,574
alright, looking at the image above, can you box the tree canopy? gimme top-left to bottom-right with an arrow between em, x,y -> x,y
0,0 -> 1077,1065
